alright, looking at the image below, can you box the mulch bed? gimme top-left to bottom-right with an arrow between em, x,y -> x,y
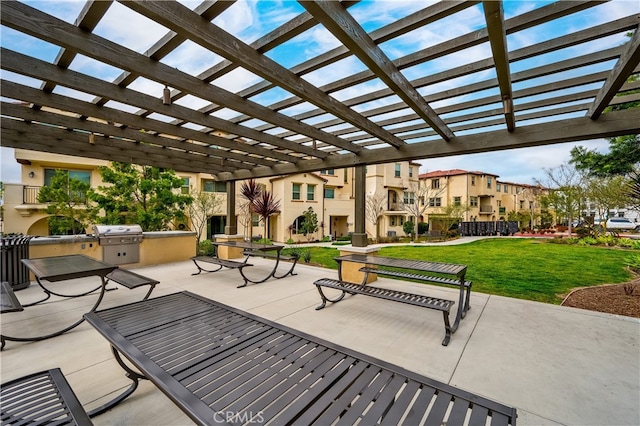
561,277 -> 640,318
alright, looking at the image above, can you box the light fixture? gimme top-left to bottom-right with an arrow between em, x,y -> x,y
502,96 -> 513,115
28,171 -> 35,178
88,132 -> 95,144
163,85 -> 171,105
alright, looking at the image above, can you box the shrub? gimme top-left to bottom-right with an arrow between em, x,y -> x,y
198,239 -> 216,256
301,248 -> 312,263
286,238 -> 295,244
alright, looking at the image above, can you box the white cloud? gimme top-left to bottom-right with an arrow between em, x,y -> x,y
418,139 -> 612,184
1,148 -> 21,184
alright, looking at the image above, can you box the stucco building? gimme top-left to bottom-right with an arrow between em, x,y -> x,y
3,150 -> 542,241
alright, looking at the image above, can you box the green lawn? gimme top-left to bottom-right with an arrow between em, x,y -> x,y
284,238 -> 634,304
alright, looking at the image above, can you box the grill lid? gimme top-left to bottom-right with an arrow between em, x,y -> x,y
93,224 -> 143,237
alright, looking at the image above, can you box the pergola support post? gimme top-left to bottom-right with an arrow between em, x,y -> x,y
351,165 -> 368,248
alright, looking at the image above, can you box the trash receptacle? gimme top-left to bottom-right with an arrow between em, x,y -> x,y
1,235 -> 34,291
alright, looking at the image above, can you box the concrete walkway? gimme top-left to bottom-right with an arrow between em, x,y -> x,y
1,255 -> 638,425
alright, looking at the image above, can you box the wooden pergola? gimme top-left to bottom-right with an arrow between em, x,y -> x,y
2,0 -> 639,246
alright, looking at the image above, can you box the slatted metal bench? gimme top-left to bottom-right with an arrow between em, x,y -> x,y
359,266 -> 472,317
84,291 -> 517,425
190,256 -> 252,276
1,368 -> 93,425
1,281 -> 23,314
314,278 -> 456,345
105,268 -> 159,300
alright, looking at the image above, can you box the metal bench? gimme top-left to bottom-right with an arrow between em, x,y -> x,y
1,368 -> 93,425
190,256 -> 252,273
105,268 -> 159,300
359,267 -> 472,317
84,291 -> 517,425
314,278 -> 456,345
1,281 -> 23,314
242,250 -> 299,279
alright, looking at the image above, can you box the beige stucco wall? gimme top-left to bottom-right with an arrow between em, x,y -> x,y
27,232 -> 196,268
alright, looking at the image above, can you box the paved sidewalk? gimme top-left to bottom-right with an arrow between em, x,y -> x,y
1,257 -> 638,425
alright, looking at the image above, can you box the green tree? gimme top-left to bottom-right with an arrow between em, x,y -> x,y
91,162 -> 192,231
587,175 -> 631,231
536,163 -> 586,233
402,220 -> 414,238
300,207 -> 319,241
37,170 -> 99,235
570,135 -> 640,177
253,189 -> 280,241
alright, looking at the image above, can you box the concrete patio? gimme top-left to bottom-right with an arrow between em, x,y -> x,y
1,257 -> 638,425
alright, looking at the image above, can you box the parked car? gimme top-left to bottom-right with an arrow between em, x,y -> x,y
600,217 -> 636,230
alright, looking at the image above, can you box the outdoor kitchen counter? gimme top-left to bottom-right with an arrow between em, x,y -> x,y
27,231 -> 197,267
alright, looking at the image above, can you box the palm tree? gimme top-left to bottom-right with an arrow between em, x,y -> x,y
240,179 -> 262,240
253,190 -> 280,242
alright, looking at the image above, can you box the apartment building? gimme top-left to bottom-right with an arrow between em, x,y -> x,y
419,169 -> 543,228
3,149 -> 540,241
2,150 -> 420,241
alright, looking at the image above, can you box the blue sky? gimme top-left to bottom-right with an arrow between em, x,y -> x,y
1,0 -> 637,185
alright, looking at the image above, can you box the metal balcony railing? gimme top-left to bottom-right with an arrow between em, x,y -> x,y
479,205 -> 494,214
23,186 -> 41,204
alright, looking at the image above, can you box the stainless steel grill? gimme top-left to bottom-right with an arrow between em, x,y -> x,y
93,225 -> 143,265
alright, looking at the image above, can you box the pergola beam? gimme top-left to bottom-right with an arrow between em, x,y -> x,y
0,1 -> 347,157
588,24 -> 640,119
213,109 -> 640,180
1,121 -> 224,174
299,0 -> 453,141
1,81 -> 278,169
120,0 -> 392,151
0,50 -> 302,165
483,1 -> 515,132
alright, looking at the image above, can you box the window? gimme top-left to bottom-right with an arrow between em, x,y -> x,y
252,214 -> 259,227
307,184 -> 315,201
181,177 -> 190,194
409,167 -> 413,178
43,169 -> 91,202
391,191 -> 397,203
428,197 -> 441,207
471,176 -> 476,186
320,169 -> 334,175
487,177 -> 492,189
403,192 -> 414,204
496,183 -> 501,192
324,188 -> 335,199
453,196 -> 461,206
470,196 -> 478,207
431,178 -> 440,189
203,180 -> 227,193
291,215 -> 305,234
519,200 -> 525,209
292,183 -> 301,200
44,169 -> 91,186
394,163 -> 401,177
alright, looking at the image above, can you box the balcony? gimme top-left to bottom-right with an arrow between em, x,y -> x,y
22,185 -> 42,204
479,205 -> 494,214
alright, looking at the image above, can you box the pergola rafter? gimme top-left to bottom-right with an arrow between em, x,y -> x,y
0,0 -> 637,183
